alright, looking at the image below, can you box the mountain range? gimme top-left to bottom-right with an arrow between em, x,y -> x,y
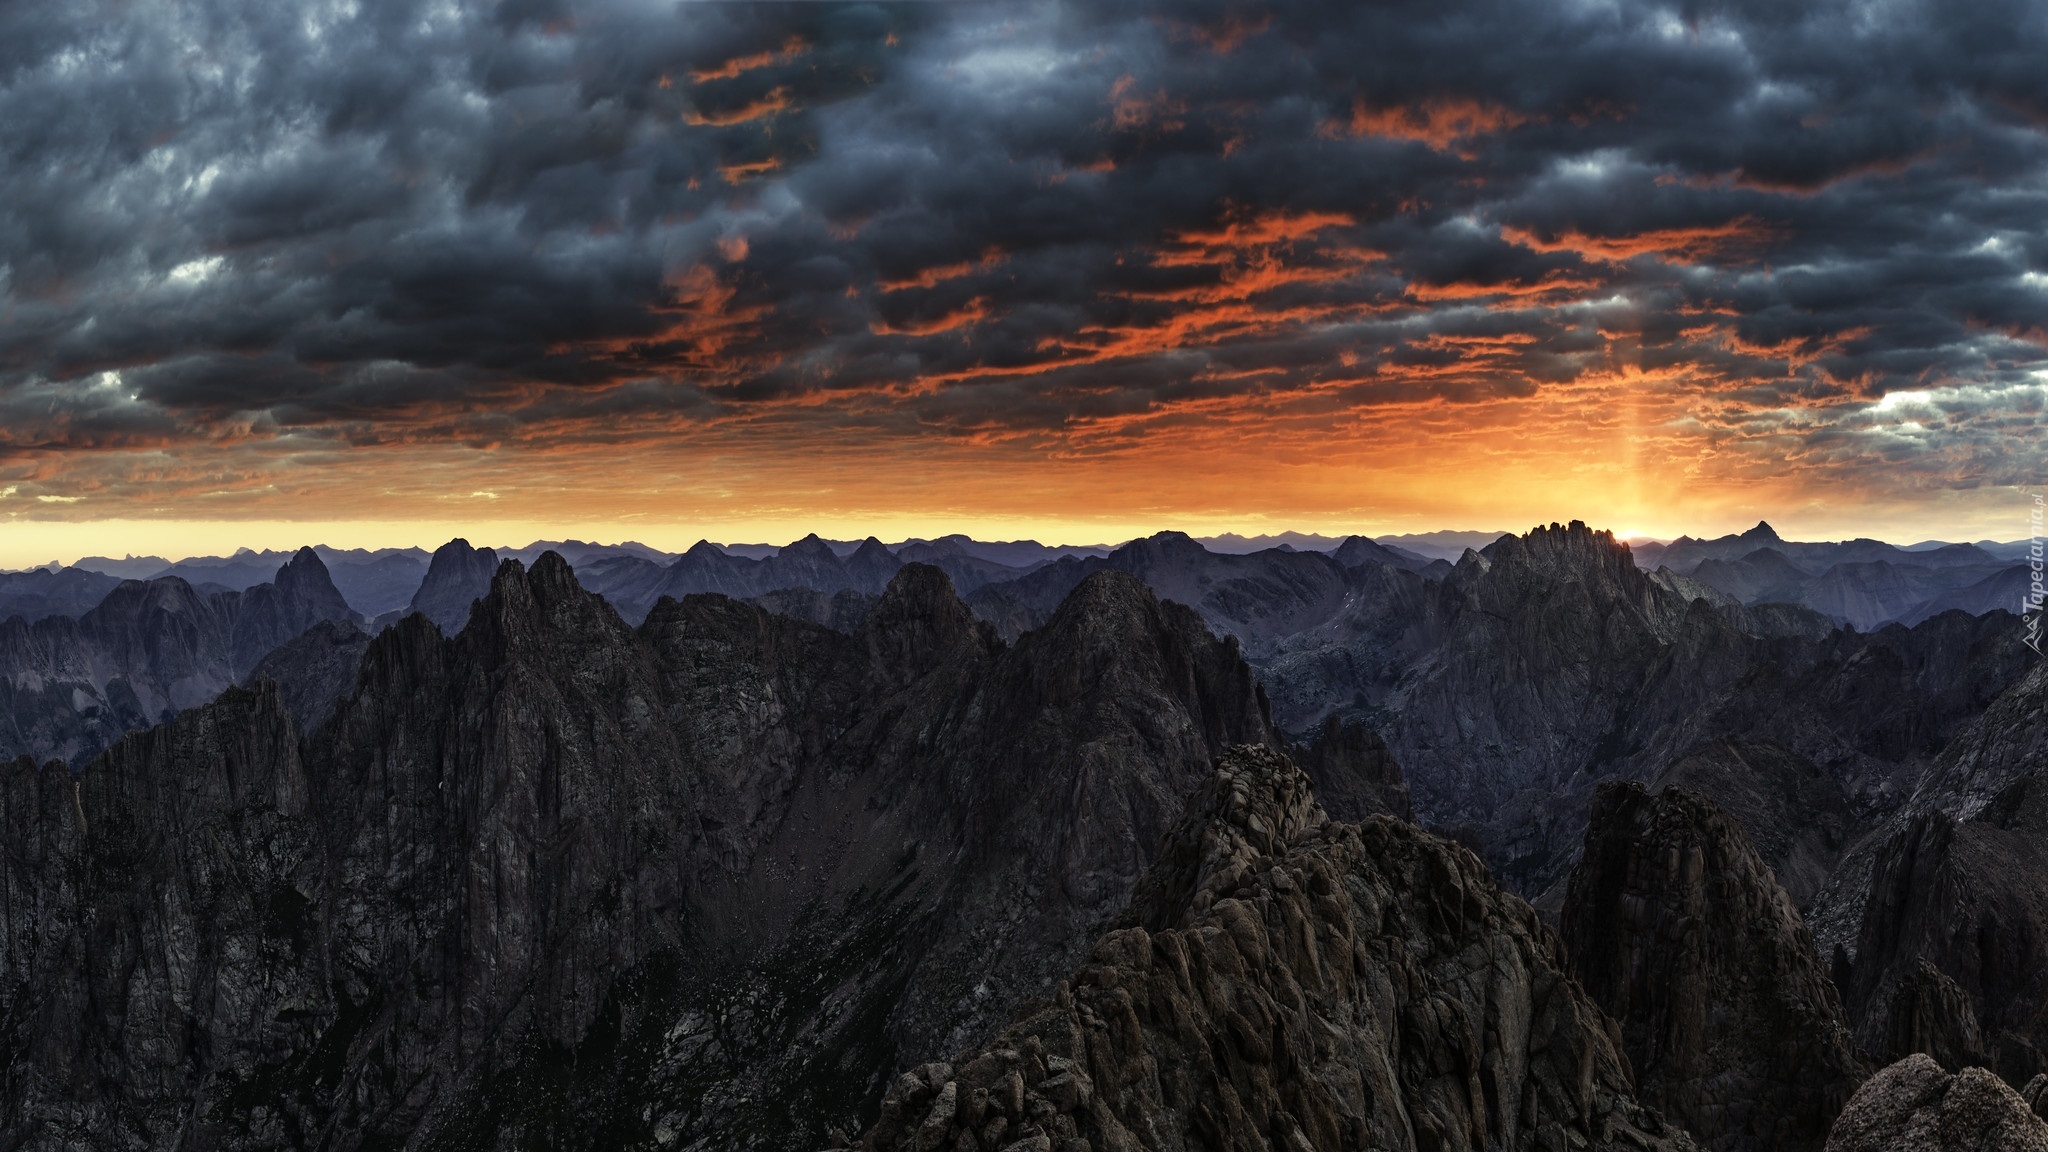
0,520 -> 2041,1149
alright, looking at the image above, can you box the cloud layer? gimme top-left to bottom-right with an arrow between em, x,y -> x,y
1,0 -> 2044,536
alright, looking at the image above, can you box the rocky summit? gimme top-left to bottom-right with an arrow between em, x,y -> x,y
858,746 -> 1697,1152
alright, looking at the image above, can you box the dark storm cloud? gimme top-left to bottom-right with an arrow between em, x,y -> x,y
1,0 -> 2045,492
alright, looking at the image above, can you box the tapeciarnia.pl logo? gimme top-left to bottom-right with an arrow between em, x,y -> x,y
2025,492 -> 2044,656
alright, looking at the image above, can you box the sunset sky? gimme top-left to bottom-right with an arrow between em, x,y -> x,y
2,0 -> 2045,564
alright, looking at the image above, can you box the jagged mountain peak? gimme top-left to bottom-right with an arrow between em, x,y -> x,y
854,563 -> 997,678
862,746 -> 1699,1152
1563,780 -> 1865,1152
458,551 -> 627,649
1120,744 -> 1328,931
782,532 -> 838,559
269,544 -> 350,615
1745,520 -> 1783,542
1484,518 -> 1632,574
1024,570 -> 1207,657
409,537 -> 503,632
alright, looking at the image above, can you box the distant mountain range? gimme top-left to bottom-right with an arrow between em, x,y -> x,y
23,521 -> 2032,635
1632,521 -> 2037,629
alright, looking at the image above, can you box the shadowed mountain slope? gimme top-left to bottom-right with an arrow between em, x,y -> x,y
1562,782 -> 1866,1152
0,559 -> 1420,1150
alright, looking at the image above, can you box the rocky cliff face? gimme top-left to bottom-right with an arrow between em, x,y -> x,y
241,617 -> 371,732
1823,1054 -> 2048,1152
1561,782 -> 1866,1152
0,548 -> 357,765
859,746 -> 1697,1152
1828,655 -> 2048,1090
1289,714 -> 1413,823
0,558 -> 1308,1150
1839,801 -> 2048,1088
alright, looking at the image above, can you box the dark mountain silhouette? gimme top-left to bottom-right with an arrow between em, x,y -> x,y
1899,563 -> 2038,625
3,558 -> 1425,1149
965,530 -> 1356,654
1639,523 -> 2015,630
1687,547 -> 1813,605
571,534 -> 992,625
317,550 -> 429,617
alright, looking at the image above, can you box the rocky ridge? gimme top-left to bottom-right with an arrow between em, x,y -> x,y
0,557 -> 1377,1150
859,745 -> 1698,1152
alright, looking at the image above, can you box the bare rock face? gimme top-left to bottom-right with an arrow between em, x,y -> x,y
1839,653 -> 2048,1090
1841,803 -> 2048,1087
859,746 -> 1698,1152
1823,1054 -> 2048,1152
1864,959 -> 1990,1075
1648,739 -> 1862,909
1560,782 -> 1866,1152
240,617 -> 371,732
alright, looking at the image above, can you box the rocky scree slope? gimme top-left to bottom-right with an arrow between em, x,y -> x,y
859,745 -> 1698,1152
1561,782 -> 1866,1152
0,556 -> 1410,1150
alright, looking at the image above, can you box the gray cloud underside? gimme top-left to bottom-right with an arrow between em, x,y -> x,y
0,0 -> 2044,484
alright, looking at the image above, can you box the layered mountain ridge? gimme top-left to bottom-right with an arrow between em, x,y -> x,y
0,548 -> 357,766
0,554 -> 1378,1150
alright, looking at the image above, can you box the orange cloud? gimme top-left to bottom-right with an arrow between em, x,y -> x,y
1404,269 -> 1602,302
687,88 -> 793,127
1177,13 -> 1271,54
1501,217 -> 1774,264
878,250 -> 1007,292
568,265 -> 770,374
1109,75 -> 1187,133
871,297 -> 991,337
689,37 -> 808,83
717,158 -> 781,183
1330,96 -> 1533,149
